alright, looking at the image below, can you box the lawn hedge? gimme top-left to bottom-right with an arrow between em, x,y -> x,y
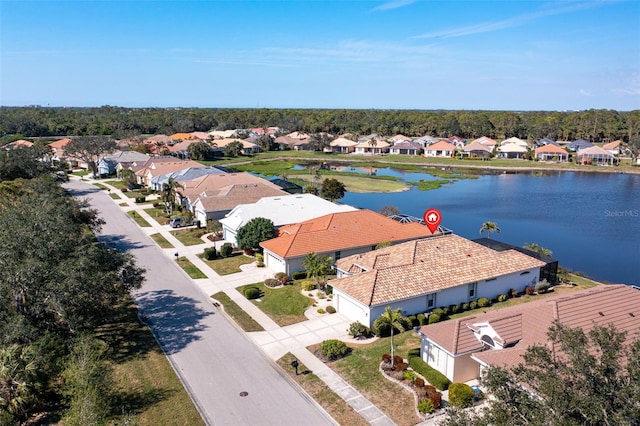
408,353 -> 450,390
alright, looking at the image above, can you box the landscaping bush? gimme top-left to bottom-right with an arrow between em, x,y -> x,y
220,243 -> 233,258
121,187 -> 128,193
403,370 -> 417,382
428,391 -> 442,409
428,313 -> 441,324
448,383 -> 475,408
408,315 -> 418,327
317,292 -> 325,300
325,305 -> 336,314
535,280 -> 550,294
348,321 -> 372,339
135,196 -> 146,203
301,280 -> 316,291
203,247 -> 217,260
255,253 -> 264,267
244,287 -> 261,300
264,278 -> 279,288
317,308 -> 325,314
417,400 -> 435,415
477,297 -> 490,308
510,288 -> 519,298
417,313 -> 426,326
292,271 -> 307,280
274,272 -> 290,285
394,362 -> 408,372
393,355 -> 404,365
320,339 -> 350,360
408,356 -> 450,390
525,286 -> 534,295
497,293 -> 508,302
407,348 -> 420,359
450,304 -> 460,314
461,302 -> 470,311
414,377 -> 425,388
469,301 -> 478,310
153,202 -> 161,208
381,353 -> 392,363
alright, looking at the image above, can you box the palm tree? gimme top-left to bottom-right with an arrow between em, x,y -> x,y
523,243 -> 552,256
162,177 -> 181,215
479,221 -> 501,239
302,252 -> 332,289
378,307 -> 406,367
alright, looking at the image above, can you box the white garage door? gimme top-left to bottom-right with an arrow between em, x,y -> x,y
336,292 -> 368,326
266,253 -> 285,273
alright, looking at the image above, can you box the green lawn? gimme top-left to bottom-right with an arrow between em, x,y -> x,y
100,301 -> 204,426
109,193 -> 122,200
328,332 -> 422,426
211,291 -> 264,332
288,174 -> 408,193
105,179 -> 127,190
150,233 -> 173,249
238,281 -> 314,326
199,252 -> 254,275
408,179 -> 453,190
94,183 -> 108,190
277,353 -> 368,426
145,207 -> 171,225
170,228 -> 207,246
127,211 -> 152,227
176,257 -> 207,279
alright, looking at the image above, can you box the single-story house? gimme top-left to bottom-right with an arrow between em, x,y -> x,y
500,137 -> 528,148
461,141 -> 492,158
220,193 -> 357,246
444,136 -> 466,150
414,135 -> 439,148
48,138 -> 73,165
498,143 -> 528,159
567,139 -> 593,152
389,140 -> 422,156
602,140 -> 622,156
577,145 -> 616,166
472,136 -> 497,151
135,159 -> 203,187
192,183 -> 288,224
424,141 -> 457,158
3,139 -> 34,150
329,137 -> 358,154
150,166 -> 226,191
209,130 -> 238,139
354,139 -> 390,155
330,234 -> 545,328
260,209 -> 431,275
214,138 -> 260,155
534,144 -> 569,162
534,137 -> 559,148
97,151 -> 150,176
418,284 -> 640,383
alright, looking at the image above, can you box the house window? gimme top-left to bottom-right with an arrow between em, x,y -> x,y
335,251 -> 341,260
468,282 -> 477,299
427,293 -> 436,309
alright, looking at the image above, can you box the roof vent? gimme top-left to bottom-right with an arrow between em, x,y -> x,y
598,312 -> 605,316
630,313 -> 636,318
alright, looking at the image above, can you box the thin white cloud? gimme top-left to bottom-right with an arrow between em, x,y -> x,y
580,89 -> 594,96
412,1 -> 611,39
611,71 -> 640,95
372,0 -> 417,12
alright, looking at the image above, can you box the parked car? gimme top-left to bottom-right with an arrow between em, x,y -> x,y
169,216 -> 193,228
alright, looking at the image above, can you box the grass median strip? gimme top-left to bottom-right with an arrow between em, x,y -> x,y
176,257 -> 207,279
277,353 -> 368,426
211,292 -> 264,332
199,252 -> 255,275
128,211 -> 152,227
150,233 -> 173,249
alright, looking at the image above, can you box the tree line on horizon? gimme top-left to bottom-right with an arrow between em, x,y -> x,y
1,106 -> 639,145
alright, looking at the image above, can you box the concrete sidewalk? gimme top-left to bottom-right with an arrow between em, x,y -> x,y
86,176 -> 397,426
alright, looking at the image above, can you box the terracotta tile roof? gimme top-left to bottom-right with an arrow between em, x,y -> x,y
170,133 -> 195,140
355,140 -> 391,149
534,144 -> 568,155
425,141 -> 457,151
260,209 -> 429,259
146,134 -> 173,143
463,141 -> 491,153
136,160 -> 202,178
602,140 -> 621,150
5,140 -> 34,149
473,136 -> 497,146
331,234 -> 545,306
49,138 -> 72,149
420,284 -> 640,369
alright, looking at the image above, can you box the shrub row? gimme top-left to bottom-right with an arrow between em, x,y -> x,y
291,271 -> 307,280
320,339 -> 350,360
203,247 -> 217,260
408,354 -> 450,390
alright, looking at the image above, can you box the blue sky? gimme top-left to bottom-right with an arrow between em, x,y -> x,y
2,0 -> 639,110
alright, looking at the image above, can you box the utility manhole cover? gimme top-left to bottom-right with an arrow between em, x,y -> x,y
239,391 -> 249,397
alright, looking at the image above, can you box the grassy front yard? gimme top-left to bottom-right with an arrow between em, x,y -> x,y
238,281 -> 314,326
211,291 -> 264,332
99,302 -> 204,426
199,252 -> 255,275
277,353 -> 368,426
326,332 -> 423,426
144,207 -> 171,225
150,233 -> 173,248
170,228 -> 207,246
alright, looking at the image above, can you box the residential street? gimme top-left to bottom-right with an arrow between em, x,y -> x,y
64,179 -> 335,426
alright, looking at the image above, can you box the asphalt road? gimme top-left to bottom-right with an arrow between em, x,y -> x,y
64,180 -> 334,426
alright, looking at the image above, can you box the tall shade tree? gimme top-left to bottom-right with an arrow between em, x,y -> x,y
235,217 -> 276,254
378,307 -> 406,367
187,141 -> 213,160
320,178 -> 346,202
63,136 -> 117,178
479,221 -> 501,239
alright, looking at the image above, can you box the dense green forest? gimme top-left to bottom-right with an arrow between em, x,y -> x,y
2,106 -> 639,143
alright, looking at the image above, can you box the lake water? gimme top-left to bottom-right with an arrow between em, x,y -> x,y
338,169 -> 639,286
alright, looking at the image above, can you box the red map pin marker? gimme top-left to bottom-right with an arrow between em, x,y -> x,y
423,208 -> 442,234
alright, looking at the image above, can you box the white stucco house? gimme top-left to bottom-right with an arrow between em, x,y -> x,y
219,194 -> 356,246
329,234 -> 546,328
